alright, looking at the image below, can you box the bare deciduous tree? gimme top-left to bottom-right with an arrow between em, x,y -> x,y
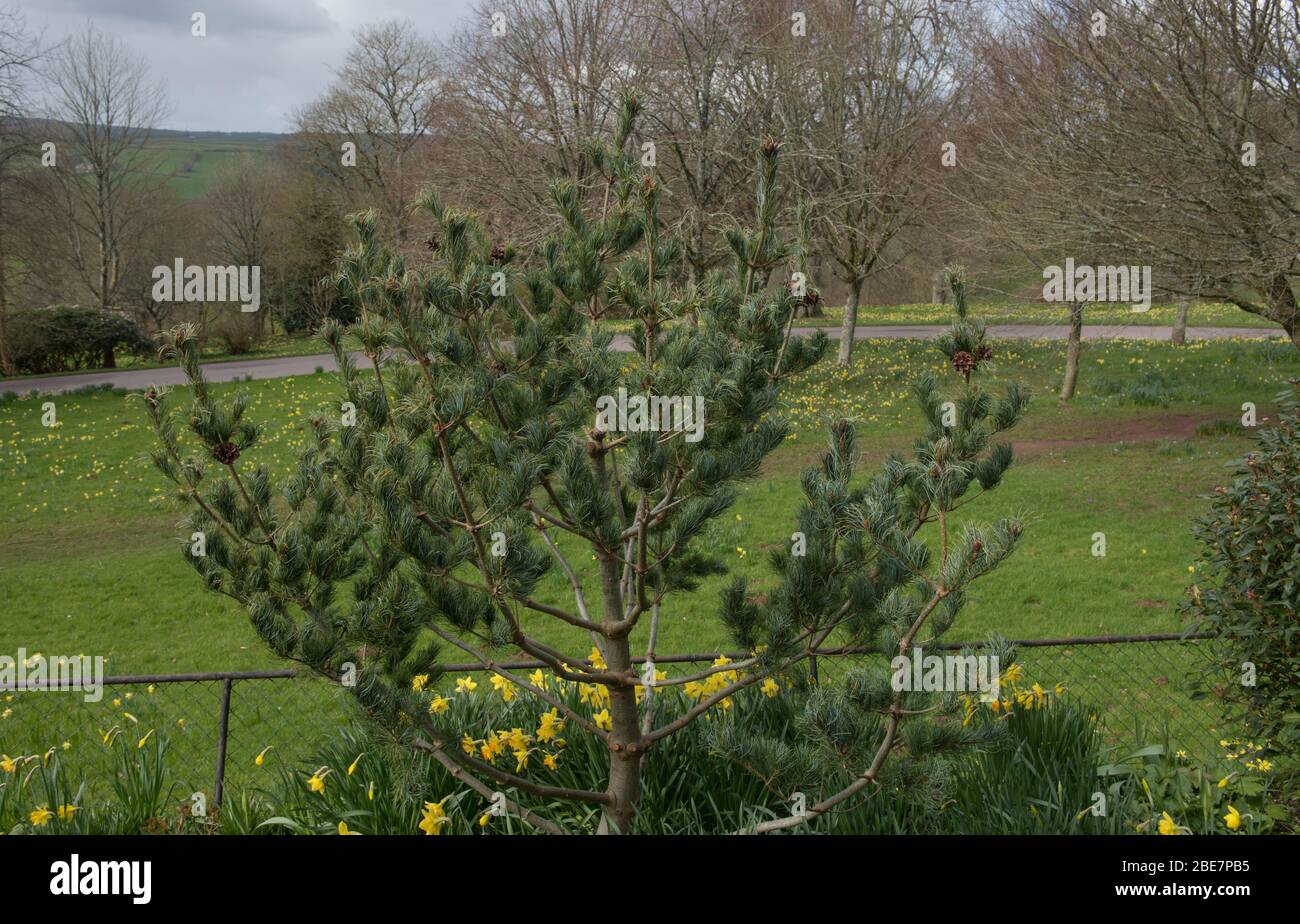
788,0 -> 960,365
43,25 -> 169,313
0,5 -> 44,375
296,19 -> 440,247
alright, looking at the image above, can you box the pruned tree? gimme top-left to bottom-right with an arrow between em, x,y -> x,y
144,99 -> 1026,834
968,0 -> 1300,355
785,0 -> 960,366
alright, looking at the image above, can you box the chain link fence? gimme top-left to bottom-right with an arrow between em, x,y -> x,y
0,633 -> 1231,807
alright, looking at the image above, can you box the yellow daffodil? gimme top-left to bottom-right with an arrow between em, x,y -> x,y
57,804 -> 78,822
761,677 -> 780,697
136,730 -> 154,749
1223,805 -> 1242,831
429,695 -> 450,714
536,708 -> 565,743
255,745 -> 273,767
418,798 -> 451,835
29,806 -> 53,827
411,674 -> 429,692
338,820 -> 360,835
347,754 -> 363,775
0,754 -> 15,774
1157,812 -> 1181,835
593,708 -> 612,731
543,753 -> 558,771
489,674 -> 516,702
454,676 -> 477,694
307,768 -> 330,793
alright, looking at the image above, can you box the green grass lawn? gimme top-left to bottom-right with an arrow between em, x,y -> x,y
2,336 -> 1294,670
796,300 -> 1283,330
3,334 -> 1292,786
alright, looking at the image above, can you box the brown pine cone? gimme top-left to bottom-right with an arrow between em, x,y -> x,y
212,441 -> 241,464
951,351 -> 976,374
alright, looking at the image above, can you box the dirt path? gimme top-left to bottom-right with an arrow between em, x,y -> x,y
1012,413 -> 1212,458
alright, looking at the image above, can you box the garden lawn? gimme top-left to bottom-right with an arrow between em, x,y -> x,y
1,336 -> 1295,672
795,301 -> 1284,330
3,335 -> 1293,786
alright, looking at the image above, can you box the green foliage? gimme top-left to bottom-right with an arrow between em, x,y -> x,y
949,693 -> 1122,834
6,305 -> 152,374
1185,380 -> 1300,776
1098,737 -> 1278,835
142,100 -> 1030,833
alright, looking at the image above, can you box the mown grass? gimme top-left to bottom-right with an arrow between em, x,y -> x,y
2,336 -> 1294,670
795,300 -> 1283,330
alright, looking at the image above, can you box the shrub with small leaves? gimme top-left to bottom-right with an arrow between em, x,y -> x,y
1185,380 -> 1300,782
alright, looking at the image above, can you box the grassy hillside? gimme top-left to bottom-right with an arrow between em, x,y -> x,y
134,132 -> 283,200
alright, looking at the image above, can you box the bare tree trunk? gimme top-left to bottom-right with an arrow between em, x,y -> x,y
0,194 -> 12,377
837,277 -> 864,366
1171,297 -> 1190,345
1060,301 -> 1083,401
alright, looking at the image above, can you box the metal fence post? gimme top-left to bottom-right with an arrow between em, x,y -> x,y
213,677 -> 233,808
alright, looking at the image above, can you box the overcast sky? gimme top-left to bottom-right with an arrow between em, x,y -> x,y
11,0 -> 478,132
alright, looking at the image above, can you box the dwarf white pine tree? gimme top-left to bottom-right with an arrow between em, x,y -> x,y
143,99 -> 1027,834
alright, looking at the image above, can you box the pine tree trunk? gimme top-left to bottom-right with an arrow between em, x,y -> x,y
837,278 -> 863,366
590,449 -> 645,834
1060,302 -> 1084,402
599,633 -> 643,834
1171,297 -> 1190,345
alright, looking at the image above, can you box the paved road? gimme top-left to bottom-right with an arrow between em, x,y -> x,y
3,324 -> 1282,396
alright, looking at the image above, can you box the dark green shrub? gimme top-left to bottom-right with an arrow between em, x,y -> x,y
1185,380 -> 1300,773
6,304 -> 152,374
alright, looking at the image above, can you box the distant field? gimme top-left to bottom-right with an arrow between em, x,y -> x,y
132,133 -> 282,200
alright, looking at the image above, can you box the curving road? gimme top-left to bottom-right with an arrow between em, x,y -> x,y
2,323 -> 1282,396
